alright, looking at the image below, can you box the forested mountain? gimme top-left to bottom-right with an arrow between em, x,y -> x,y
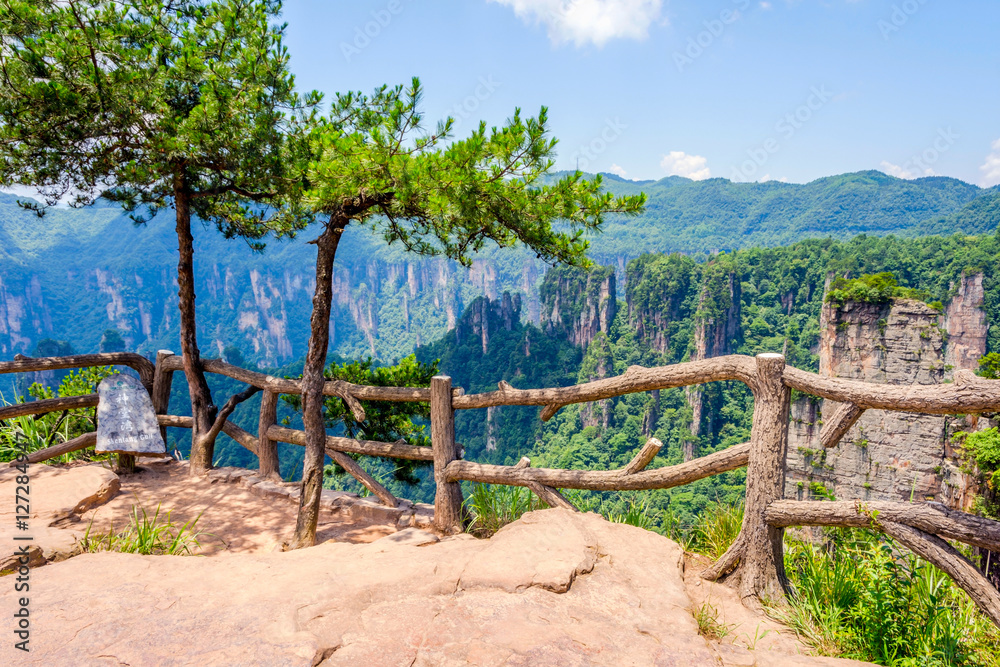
415,231 -> 1000,518
1,171 -> 997,367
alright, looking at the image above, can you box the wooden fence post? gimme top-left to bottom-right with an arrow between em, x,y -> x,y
739,352 -> 792,605
151,350 -> 175,445
432,375 -> 463,534
701,352 -> 791,609
257,390 -> 280,480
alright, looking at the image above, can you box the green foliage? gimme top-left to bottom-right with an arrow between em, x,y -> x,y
304,80 -> 646,271
0,366 -> 119,463
689,500 -> 745,560
464,483 -> 546,538
0,171 -> 995,367
825,273 -> 930,307
780,529 -> 1000,666
978,353 -> 1000,380
0,0 -> 317,240
606,495 -> 656,530
81,503 -> 204,556
283,354 -> 437,486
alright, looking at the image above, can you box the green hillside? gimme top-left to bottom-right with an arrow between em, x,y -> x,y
1,170 -> 997,366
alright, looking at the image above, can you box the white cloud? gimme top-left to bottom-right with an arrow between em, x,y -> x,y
980,138 -> 1000,187
759,2 -> 772,9
879,160 -> 934,180
490,0 -> 663,47
608,163 -> 627,177
660,151 -> 711,180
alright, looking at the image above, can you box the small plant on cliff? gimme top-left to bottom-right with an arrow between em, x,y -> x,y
956,428 -> 1000,521
693,600 -> 734,641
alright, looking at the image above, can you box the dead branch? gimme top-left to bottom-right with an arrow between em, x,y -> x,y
818,402 -> 865,448
202,384 -> 261,445
622,438 -> 663,475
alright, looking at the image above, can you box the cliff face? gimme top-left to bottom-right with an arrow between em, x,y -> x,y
539,265 -> 617,349
452,293 -> 522,452
786,283 -> 983,509
685,271 -> 741,457
944,272 -> 989,371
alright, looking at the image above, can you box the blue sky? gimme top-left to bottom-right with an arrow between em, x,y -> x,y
282,0 -> 1000,186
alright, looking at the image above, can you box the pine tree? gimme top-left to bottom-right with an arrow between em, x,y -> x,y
0,0 -> 319,472
289,79 -> 646,547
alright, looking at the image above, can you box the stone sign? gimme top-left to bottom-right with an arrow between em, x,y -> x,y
95,375 -> 166,457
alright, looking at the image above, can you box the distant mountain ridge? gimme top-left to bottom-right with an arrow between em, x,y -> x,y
0,170 -> 997,366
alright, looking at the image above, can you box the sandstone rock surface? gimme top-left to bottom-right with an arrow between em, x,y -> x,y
0,508 -> 873,666
0,462 -> 120,569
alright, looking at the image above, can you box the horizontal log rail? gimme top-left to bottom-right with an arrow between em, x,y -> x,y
782,366 -> 1000,415
0,394 -> 98,421
9,432 -> 97,466
445,441 -> 750,491
157,414 -> 257,454
159,354 -> 463,409
267,424 -> 434,461
452,356 -> 757,419
765,500 -> 1000,554
0,353 -> 155,388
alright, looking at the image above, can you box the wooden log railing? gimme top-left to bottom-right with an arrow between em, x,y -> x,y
3,350 -> 1000,627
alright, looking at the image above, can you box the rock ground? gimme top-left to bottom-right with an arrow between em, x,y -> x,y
0,463 -> 875,666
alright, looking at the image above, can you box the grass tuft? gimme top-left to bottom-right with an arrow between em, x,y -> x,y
81,503 -> 205,556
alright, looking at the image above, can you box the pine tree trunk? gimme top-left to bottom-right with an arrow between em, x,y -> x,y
174,173 -> 218,474
290,217 -> 346,549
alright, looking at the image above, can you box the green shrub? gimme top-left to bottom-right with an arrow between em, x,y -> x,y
0,366 -> 119,463
606,495 -> 656,530
825,273 -> 931,307
978,353 -> 1000,380
778,529 -> 1000,666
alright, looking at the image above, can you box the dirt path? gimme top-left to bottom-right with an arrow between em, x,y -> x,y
77,458 -> 397,554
